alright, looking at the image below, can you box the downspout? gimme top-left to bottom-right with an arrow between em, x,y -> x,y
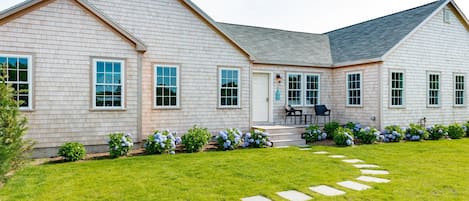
137,52 -> 143,143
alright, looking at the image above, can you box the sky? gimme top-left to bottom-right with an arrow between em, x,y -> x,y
0,0 -> 468,33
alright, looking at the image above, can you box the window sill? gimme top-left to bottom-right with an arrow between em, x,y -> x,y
389,106 -> 406,109
345,105 -> 363,108
426,105 -> 441,108
153,107 -> 181,110
453,105 -> 466,108
19,108 -> 34,112
90,108 -> 127,112
217,106 -> 242,110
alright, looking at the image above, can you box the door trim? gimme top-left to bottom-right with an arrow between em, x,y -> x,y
252,71 -> 273,123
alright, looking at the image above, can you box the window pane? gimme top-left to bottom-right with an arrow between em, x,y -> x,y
97,73 -> 105,83
97,62 -> 105,72
8,57 -> 17,69
96,85 -> 105,95
18,96 -> 28,107
19,71 -> 28,82
18,58 -> 28,69
105,62 -> 112,72
113,63 -> 121,73
8,70 -> 17,81
114,73 -> 121,84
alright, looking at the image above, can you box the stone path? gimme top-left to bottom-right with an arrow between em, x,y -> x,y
337,181 -> 372,191
309,185 -> 346,196
241,149 -> 392,200
276,190 -> 312,201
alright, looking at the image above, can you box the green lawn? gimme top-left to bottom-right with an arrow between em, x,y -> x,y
1,139 -> 469,201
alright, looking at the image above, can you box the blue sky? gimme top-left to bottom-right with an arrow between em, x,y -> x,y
1,0 -> 468,33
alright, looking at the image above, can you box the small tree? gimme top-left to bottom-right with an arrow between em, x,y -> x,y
0,74 -> 34,182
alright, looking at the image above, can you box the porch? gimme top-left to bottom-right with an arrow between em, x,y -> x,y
252,125 -> 308,147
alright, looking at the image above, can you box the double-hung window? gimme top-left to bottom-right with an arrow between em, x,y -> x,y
93,59 -> 125,109
219,68 -> 240,108
427,72 -> 440,107
346,72 -> 362,106
0,54 -> 32,109
390,71 -> 405,107
286,73 -> 320,106
454,74 -> 465,106
155,65 -> 179,108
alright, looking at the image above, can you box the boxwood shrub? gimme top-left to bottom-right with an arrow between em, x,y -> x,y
182,125 -> 211,153
448,123 -> 465,139
58,142 -> 86,162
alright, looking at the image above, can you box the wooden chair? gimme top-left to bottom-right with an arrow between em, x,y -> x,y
314,105 -> 331,124
284,105 -> 302,124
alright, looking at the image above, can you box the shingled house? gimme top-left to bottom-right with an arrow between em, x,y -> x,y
0,0 -> 468,156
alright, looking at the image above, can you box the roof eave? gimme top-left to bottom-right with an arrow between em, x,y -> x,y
333,57 -> 383,67
253,60 -> 332,68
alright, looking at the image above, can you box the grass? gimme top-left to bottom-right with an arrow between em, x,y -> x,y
1,139 -> 469,200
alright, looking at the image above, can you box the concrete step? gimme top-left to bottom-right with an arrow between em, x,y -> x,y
272,139 -> 306,147
253,126 -> 306,135
269,133 -> 303,141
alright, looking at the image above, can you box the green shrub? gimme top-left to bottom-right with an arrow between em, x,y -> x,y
145,130 -> 182,155
323,121 -> 340,138
108,133 -> 134,158
182,125 -> 211,153
333,127 -> 354,146
58,142 -> 86,162
448,123 -> 465,139
427,124 -> 448,140
0,75 -> 34,182
355,127 -> 379,144
463,122 -> 469,137
304,124 -> 327,143
405,124 -> 429,141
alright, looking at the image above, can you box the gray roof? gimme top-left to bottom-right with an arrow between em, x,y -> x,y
219,23 -> 333,67
327,0 -> 447,64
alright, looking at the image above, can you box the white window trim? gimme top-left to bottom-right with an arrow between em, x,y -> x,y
304,73 -> 321,106
454,73 -> 465,107
286,73 -> 303,106
1,54 -> 33,110
154,64 -> 180,109
92,58 -> 125,110
346,71 -> 363,107
218,67 -> 241,108
427,72 -> 441,108
389,70 -> 406,108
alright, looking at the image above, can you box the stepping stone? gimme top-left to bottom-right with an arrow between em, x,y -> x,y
342,159 -> 364,163
276,190 -> 312,201
337,181 -> 372,191
361,169 -> 389,175
353,164 -> 380,169
241,195 -> 271,201
313,151 -> 329,154
276,146 -> 290,149
329,155 -> 346,158
309,185 -> 346,196
357,176 -> 391,183
299,148 -> 312,151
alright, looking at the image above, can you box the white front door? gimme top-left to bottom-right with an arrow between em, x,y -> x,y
253,73 -> 270,122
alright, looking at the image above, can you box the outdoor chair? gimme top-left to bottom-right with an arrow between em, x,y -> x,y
284,105 -> 302,124
314,105 -> 331,124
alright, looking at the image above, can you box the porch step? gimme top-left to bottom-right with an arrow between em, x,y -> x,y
273,139 -> 306,147
252,126 -> 306,135
269,133 -> 303,141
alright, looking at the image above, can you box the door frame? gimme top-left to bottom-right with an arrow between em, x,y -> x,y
252,71 -> 273,123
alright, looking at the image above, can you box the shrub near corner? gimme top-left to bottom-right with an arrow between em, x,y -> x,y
216,128 -> 242,150
108,133 -> 134,158
181,126 -> 211,153
355,127 -> 380,144
323,121 -> 340,139
304,124 -> 327,143
145,130 -> 182,155
405,124 -> 429,141
242,129 -> 272,148
426,124 -> 448,140
58,142 -> 86,162
381,125 -> 404,143
333,127 -> 354,146
448,123 -> 465,139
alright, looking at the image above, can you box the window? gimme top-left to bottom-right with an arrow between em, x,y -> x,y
455,74 -> 465,106
93,59 -> 124,109
428,73 -> 440,106
0,55 -> 32,109
346,72 -> 362,106
305,74 -> 320,106
287,73 -> 302,106
390,71 -> 405,107
155,65 -> 179,108
219,68 -> 240,107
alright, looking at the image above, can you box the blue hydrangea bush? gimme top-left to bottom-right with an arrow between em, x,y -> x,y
380,125 -> 403,143
304,124 -> 327,143
426,124 -> 448,140
108,133 -> 134,158
355,127 -> 380,144
405,124 -> 429,141
345,122 -> 361,134
242,129 -> 273,148
333,127 -> 354,146
145,130 -> 182,155
216,128 -> 242,150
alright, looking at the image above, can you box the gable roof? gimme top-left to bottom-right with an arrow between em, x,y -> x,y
219,23 -> 332,67
0,0 -> 147,52
327,0 -> 449,65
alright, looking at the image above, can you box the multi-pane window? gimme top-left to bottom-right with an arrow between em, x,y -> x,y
0,55 -> 32,109
305,74 -> 320,106
93,59 -> 124,109
287,73 -> 302,106
219,68 -> 240,107
428,73 -> 440,106
155,65 -> 179,108
390,71 -> 405,106
455,74 -> 465,106
347,72 -> 362,106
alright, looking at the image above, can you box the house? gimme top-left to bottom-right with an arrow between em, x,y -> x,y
0,0 -> 468,156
